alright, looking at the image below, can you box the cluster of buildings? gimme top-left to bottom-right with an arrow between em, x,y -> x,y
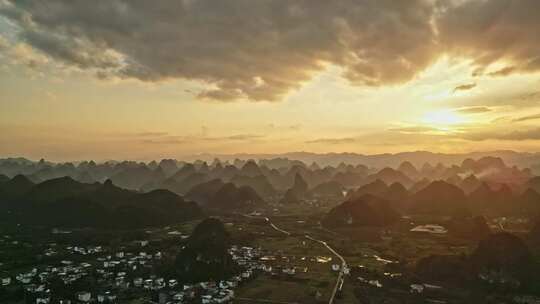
1,238 -> 278,304
1,239 -> 167,303
101,245 -> 266,303
67,246 -> 104,256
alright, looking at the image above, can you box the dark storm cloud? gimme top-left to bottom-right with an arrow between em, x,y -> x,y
0,0 -> 438,101
2,0 -> 540,102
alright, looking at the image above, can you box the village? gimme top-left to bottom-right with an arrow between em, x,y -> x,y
2,208 -> 538,304
0,220 -> 350,304
0,230 -> 261,303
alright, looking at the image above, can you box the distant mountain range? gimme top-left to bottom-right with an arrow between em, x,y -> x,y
0,154 -> 533,191
3,153 -> 540,225
183,150 -> 540,171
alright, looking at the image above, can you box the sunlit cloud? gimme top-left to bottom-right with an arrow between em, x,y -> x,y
456,106 -> 492,114
453,83 -> 476,93
140,134 -> 266,145
2,0 -> 540,159
388,126 -> 441,134
487,66 -> 516,77
462,128 -> 540,142
134,132 -> 169,137
305,137 -> 358,145
512,113 -> 540,123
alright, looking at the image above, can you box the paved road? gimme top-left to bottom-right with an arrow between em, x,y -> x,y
241,214 -> 345,304
265,217 -> 291,236
241,214 -> 291,236
305,235 -> 347,304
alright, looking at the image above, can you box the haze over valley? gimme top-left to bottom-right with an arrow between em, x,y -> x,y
3,154 -> 540,303
3,0 -> 540,303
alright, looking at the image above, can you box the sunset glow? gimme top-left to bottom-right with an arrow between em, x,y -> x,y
1,1 -> 540,161
422,110 -> 467,129
3,2 -> 540,302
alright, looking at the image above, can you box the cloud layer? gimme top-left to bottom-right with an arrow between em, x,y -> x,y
438,0 -> 540,77
1,0 -> 539,102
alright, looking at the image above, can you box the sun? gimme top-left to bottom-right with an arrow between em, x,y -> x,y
422,109 -> 466,127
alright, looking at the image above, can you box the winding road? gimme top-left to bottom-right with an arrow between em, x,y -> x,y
242,213 -> 346,304
240,214 -> 290,236
264,217 -> 291,236
305,235 -> 347,304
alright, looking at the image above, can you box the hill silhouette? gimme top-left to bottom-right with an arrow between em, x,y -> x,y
417,232 -> 534,288
0,176 -> 202,228
175,218 -> 236,282
0,174 -> 34,201
322,194 -> 400,228
207,182 -> 264,211
280,173 -> 309,204
309,181 -> 345,198
470,232 -> 532,284
230,174 -> 277,198
408,180 -> 468,215
184,179 -> 226,206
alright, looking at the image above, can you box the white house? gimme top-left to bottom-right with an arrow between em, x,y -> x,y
410,284 -> 424,293
173,293 -> 184,301
283,268 -> 296,275
1,277 -> 11,286
36,297 -> 50,304
76,291 -> 91,302
201,295 -> 212,304
133,277 -> 143,287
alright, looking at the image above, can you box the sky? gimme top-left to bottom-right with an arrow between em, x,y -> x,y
1,0 -> 540,161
